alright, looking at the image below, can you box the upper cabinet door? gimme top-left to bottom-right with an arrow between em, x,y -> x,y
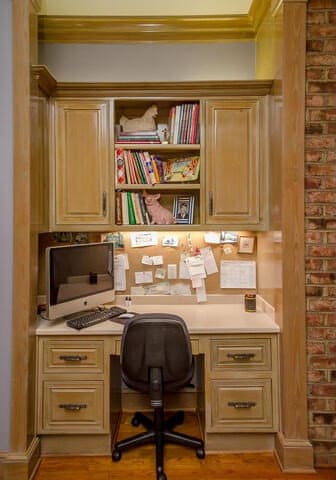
51,99 -> 111,229
205,97 -> 268,229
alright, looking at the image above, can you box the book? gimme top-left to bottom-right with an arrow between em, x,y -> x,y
115,191 -> 122,225
164,156 -> 200,182
115,149 -> 126,184
121,192 -> 129,224
127,191 -> 136,224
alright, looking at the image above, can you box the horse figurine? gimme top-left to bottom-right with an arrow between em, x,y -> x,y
120,105 -> 158,132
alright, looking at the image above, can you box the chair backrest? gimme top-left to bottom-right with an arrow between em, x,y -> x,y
120,313 -> 193,392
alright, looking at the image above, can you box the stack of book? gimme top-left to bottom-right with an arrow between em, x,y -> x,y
115,149 -> 165,185
168,103 -> 200,144
116,130 -> 161,144
115,191 -> 151,225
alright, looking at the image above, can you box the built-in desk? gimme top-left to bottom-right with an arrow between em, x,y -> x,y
35,295 -> 280,455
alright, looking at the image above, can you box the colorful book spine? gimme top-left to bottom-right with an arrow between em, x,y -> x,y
115,149 -> 126,184
115,190 -> 122,225
126,191 -> 136,224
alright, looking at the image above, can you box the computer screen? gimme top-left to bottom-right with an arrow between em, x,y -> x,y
46,242 -> 115,320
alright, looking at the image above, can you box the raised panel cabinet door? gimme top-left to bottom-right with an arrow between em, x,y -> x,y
53,99 -> 111,227
205,98 -> 266,227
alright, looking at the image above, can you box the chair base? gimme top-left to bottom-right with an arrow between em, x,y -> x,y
112,410 -> 205,480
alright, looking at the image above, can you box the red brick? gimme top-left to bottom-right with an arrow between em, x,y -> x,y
308,327 -> 336,339
306,150 -> 325,162
305,176 -> 323,188
305,122 -> 325,134
328,11 -> 336,23
327,232 -> 336,243
308,341 -> 326,353
326,259 -> 336,270
328,342 -> 336,353
309,273 -> 336,284
307,12 -> 326,25
327,67 -> 336,79
306,285 -> 324,296
311,384 -> 336,396
309,0 -> 336,9
309,298 -> 336,311
309,370 -> 327,383
309,25 -> 336,38
306,259 -> 324,271
313,413 -> 336,424
307,53 -> 336,66
327,399 -> 336,410
305,230 -> 323,242
325,205 -> 336,216
327,123 -> 336,134
306,218 -> 326,230
309,425 -> 328,439
309,81 -> 336,93
325,40 -> 336,52
326,314 -> 336,326
307,68 -> 325,80
306,136 -> 336,149
325,94 -> 336,106
307,163 -> 336,175
326,219 -> 336,229
327,151 -> 336,161
309,398 -> 327,410
307,95 -> 325,106
328,287 -> 336,296
306,191 -> 336,203
305,206 -> 324,217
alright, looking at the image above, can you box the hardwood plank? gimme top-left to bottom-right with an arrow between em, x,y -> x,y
34,414 -> 336,480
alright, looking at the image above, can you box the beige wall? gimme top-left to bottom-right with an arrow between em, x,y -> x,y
40,0 -> 252,16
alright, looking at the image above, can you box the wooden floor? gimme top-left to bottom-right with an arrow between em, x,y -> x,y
34,413 -> 336,480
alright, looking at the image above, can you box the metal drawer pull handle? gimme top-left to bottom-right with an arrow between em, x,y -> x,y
59,355 -> 88,362
228,401 -> 256,409
59,403 -> 87,411
227,353 -> 256,361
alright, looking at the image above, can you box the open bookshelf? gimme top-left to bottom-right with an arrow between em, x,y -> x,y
113,99 -> 202,229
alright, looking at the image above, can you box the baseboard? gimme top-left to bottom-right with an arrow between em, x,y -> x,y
274,432 -> 315,472
205,432 -> 275,452
2,436 -> 40,480
40,434 -> 111,456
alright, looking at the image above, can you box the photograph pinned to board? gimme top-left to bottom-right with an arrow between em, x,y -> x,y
173,195 -> 195,224
238,236 -> 255,254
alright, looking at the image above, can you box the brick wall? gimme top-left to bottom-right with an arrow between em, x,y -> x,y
305,0 -> 336,467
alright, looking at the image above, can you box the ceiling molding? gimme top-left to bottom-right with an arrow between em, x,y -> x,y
37,0 -> 272,44
53,80 -> 273,98
38,14 -> 257,43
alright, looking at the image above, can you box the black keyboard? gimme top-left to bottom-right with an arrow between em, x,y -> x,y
66,306 -> 127,330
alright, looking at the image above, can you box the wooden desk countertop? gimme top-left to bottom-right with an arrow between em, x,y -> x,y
36,294 -> 279,336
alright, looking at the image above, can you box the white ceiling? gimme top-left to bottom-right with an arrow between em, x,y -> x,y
40,0 -> 254,16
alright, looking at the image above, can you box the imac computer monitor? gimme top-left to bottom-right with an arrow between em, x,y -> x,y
46,242 -> 115,320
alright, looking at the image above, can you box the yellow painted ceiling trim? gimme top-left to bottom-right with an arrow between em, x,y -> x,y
38,0 -> 271,43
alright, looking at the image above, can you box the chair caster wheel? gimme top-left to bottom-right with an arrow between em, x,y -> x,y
112,449 -> 122,461
157,473 -> 167,480
196,447 -> 205,459
131,415 -> 140,427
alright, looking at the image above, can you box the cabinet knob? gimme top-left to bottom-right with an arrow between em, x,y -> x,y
227,353 -> 255,361
59,355 -> 88,362
102,191 -> 107,217
59,403 -> 87,411
228,401 -> 256,409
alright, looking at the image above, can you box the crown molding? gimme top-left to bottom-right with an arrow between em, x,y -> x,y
31,65 -> 57,96
37,0 -> 273,44
53,80 -> 273,98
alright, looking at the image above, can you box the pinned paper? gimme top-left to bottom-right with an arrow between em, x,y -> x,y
204,232 -> 221,244
142,255 -> 153,265
135,271 -> 153,284
130,232 -> 158,247
200,247 -> 218,275
114,254 -> 127,291
196,279 -> 207,303
179,254 -> 190,279
167,264 -> 177,279
152,255 -> 163,265
144,282 -> 170,295
155,268 -> 166,279
170,283 -> 192,295
162,235 -> 179,247
185,255 -> 206,278
223,245 -> 233,255
191,275 -> 203,288
220,260 -> 256,288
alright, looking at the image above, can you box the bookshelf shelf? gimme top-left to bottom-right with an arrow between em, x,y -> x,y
114,144 -> 200,151
115,183 -> 201,191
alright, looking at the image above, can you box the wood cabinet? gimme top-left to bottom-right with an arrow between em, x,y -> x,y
205,334 -> 279,434
205,97 -> 268,229
36,337 -> 110,434
50,99 -> 112,230
47,82 -> 271,231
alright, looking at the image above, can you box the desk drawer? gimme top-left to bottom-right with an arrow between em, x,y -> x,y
41,339 -> 104,373
210,337 -> 272,371
209,378 -> 273,432
40,380 -> 105,433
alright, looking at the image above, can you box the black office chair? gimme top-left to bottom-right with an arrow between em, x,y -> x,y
112,313 -> 205,480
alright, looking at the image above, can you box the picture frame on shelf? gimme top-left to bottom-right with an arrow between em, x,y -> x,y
173,195 -> 195,224
238,236 -> 255,254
